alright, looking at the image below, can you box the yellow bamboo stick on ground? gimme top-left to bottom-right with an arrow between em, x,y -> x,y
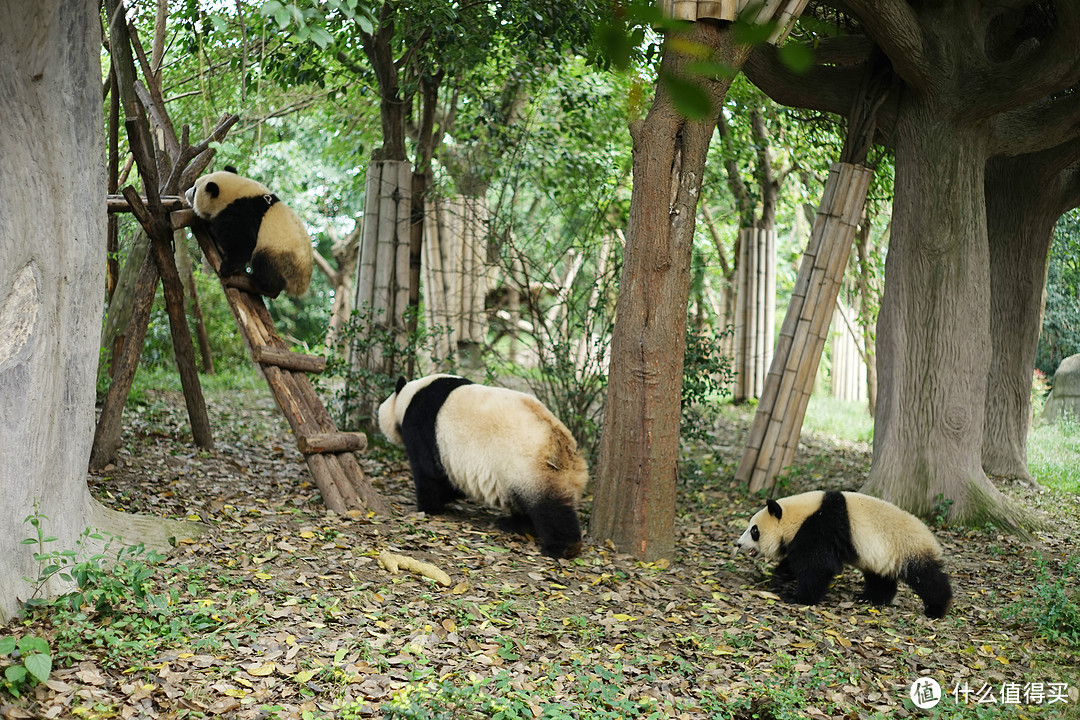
377,551 -> 452,587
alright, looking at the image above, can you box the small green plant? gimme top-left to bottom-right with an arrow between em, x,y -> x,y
930,493 -> 954,527
681,323 -> 735,444
1003,555 -> 1080,645
0,635 -> 52,698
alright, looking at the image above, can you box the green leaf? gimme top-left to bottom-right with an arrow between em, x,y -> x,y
309,26 -> 334,49
24,653 -> 52,684
18,636 -> 49,656
4,664 -> 26,684
0,637 -> 16,655
662,73 -> 713,120
778,42 -> 814,73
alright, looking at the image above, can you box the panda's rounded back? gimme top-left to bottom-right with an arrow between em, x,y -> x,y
435,382 -> 587,504
842,492 -> 944,574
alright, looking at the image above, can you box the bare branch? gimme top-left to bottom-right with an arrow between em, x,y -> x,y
842,0 -> 931,92
743,43 -> 862,117
991,90 -> 1080,157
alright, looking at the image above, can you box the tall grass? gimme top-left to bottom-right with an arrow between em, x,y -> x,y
1027,414 -> 1080,493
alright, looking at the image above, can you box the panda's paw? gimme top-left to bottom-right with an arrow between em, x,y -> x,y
222,274 -> 262,295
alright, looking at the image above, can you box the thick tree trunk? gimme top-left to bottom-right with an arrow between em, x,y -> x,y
592,21 -> 745,561
0,0 -> 200,621
863,98 -> 1031,529
982,156 -> 1061,481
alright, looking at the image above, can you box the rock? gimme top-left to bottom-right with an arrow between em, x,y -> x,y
1041,353 -> 1080,423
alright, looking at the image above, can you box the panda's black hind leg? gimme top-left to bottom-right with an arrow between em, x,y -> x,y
861,571 -> 898,606
513,492 -> 582,559
249,254 -> 287,298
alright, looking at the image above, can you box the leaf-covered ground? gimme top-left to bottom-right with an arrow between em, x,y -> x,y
3,383 -> 1079,719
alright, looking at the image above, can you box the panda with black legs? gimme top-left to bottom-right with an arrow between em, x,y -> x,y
736,490 -> 953,619
185,166 -> 313,298
378,374 -> 589,559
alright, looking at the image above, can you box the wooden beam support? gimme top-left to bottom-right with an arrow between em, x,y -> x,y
297,432 -> 369,455
252,346 -> 327,374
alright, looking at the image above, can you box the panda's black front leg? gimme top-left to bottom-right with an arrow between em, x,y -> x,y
785,551 -> 841,606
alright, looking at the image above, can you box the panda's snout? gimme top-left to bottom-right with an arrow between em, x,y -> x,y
733,541 -> 757,559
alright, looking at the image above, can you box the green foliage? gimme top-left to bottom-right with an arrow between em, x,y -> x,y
1003,556 -> 1080,646
1036,209 -> 1080,379
0,635 -> 52,698
681,323 -> 734,443
1027,413 -> 1080,494
317,304 -> 453,431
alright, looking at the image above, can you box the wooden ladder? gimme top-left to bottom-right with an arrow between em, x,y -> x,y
177,210 -> 388,516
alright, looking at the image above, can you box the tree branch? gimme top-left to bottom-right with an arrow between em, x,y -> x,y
841,0 -> 931,92
743,43 -> 862,118
990,90 -> 1080,158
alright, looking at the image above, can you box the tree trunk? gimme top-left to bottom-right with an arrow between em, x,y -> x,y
981,155 -> 1065,481
592,20 -> 745,561
0,0 -> 200,621
862,97 -> 1031,529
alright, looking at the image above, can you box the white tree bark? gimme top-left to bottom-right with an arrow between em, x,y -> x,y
0,0 -> 199,621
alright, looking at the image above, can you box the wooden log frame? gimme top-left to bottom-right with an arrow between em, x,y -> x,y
734,162 -> 874,493
184,218 -> 389,516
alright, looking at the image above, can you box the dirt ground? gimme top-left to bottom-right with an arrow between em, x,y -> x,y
3,384 -> 1079,719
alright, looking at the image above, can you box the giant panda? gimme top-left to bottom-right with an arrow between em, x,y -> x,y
185,167 -> 312,298
378,374 -> 589,559
735,490 -> 952,619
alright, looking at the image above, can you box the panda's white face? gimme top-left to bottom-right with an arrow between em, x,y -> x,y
735,501 -> 790,561
735,509 -> 766,558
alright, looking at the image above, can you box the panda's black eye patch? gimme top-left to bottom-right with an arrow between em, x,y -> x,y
751,525 -> 759,541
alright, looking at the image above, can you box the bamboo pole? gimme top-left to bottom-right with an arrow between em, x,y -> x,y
736,162 -> 873,492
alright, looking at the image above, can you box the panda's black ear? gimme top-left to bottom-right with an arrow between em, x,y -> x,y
223,165 -> 238,174
395,376 -> 407,394
766,499 -> 783,520
205,181 -> 220,199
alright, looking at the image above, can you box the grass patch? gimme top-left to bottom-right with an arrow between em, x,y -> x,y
1027,415 -> 1080,493
120,363 -> 263,407
800,395 -> 874,444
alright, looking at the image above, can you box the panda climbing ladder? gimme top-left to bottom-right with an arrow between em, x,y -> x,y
180,213 -> 388,516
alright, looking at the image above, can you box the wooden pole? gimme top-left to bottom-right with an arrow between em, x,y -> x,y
736,162 -> 873,492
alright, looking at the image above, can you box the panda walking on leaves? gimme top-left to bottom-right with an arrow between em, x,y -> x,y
736,490 -> 953,619
186,166 -> 313,298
